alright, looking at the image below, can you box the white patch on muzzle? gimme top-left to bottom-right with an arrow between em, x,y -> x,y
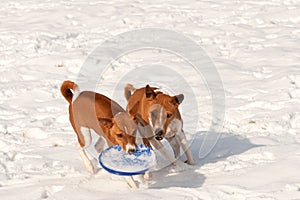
148,106 -> 165,132
157,107 -> 164,129
125,143 -> 136,153
166,118 -> 182,138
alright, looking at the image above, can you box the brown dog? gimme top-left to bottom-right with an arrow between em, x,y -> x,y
61,80 -> 137,175
124,84 -> 195,166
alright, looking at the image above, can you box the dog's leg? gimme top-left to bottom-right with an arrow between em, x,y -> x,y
137,122 -> 176,164
150,138 -> 188,173
149,138 -> 177,164
166,136 -> 181,159
143,171 -> 152,180
78,127 -> 96,173
166,118 -> 184,160
176,130 -> 195,165
78,144 -> 95,174
94,136 -> 105,153
124,176 -> 138,189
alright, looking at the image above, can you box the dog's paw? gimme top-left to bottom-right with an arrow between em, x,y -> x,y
86,164 -> 95,174
184,158 -> 195,165
125,176 -> 139,189
84,160 -> 96,174
143,172 -> 152,180
169,160 -> 188,173
134,172 -> 153,189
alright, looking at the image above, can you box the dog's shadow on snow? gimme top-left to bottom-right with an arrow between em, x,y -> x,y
149,132 -> 262,189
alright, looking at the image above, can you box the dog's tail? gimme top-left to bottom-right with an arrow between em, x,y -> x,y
60,80 -> 79,104
124,84 -> 136,102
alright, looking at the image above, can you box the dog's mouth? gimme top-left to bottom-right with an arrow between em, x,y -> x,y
155,136 -> 163,141
127,148 -> 136,155
126,144 -> 136,154
154,129 -> 164,141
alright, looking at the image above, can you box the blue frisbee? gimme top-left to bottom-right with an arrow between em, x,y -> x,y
98,144 -> 156,176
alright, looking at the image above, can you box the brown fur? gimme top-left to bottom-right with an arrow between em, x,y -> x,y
61,80 -> 136,152
125,84 -> 195,165
126,85 -> 183,137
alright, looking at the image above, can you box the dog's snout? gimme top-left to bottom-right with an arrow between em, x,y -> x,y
126,144 -> 136,154
155,129 -> 164,140
128,148 -> 136,155
155,129 -> 163,136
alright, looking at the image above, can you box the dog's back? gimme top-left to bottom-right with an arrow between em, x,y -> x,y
71,91 -> 125,132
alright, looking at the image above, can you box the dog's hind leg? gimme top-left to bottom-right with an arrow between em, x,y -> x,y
77,127 -> 96,173
78,144 -> 95,174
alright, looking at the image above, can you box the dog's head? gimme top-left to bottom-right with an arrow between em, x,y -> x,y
98,112 -> 137,154
144,85 -> 184,140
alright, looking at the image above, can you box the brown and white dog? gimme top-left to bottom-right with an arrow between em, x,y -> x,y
124,84 -> 195,166
61,80 -> 139,187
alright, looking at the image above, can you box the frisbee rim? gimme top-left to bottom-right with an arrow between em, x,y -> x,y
98,144 -> 154,176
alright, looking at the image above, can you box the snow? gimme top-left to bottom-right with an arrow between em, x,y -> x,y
0,0 -> 299,199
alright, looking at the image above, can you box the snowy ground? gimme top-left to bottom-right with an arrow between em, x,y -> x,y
0,0 -> 300,199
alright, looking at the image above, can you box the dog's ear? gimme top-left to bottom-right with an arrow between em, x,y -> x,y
145,85 -> 156,99
171,94 -> 184,105
98,118 -> 113,128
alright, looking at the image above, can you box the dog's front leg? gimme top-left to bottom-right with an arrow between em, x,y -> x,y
176,130 -> 195,165
166,136 -> 181,159
124,176 -> 138,189
150,138 -> 188,173
94,136 -> 105,153
149,138 -> 177,165
137,121 -> 177,165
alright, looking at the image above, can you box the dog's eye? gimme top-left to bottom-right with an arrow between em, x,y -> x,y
116,133 -> 123,138
167,113 -> 172,118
